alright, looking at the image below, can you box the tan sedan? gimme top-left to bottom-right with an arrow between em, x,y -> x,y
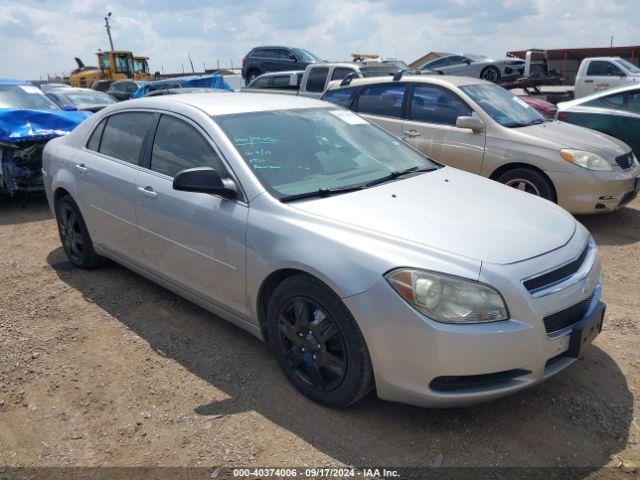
322,75 -> 640,214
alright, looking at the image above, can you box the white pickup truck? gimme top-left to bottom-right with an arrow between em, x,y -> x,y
574,57 -> 640,98
242,62 -> 399,98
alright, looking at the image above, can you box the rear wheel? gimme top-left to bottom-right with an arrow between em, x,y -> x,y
496,167 -> 555,202
480,66 -> 501,83
55,195 -> 105,269
247,70 -> 260,84
267,275 -> 373,407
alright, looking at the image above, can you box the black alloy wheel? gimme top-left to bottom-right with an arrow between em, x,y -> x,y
55,195 -> 104,269
276,296 -> 347,392
267,275 -> 373,407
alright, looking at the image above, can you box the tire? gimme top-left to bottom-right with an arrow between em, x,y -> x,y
267,275 -> 373,407
247,70 -> 260,84
55,195 -> 105,269
496,167 -> 555,202
480,66 -> 501,83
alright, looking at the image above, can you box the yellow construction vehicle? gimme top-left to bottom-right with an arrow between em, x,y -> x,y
69,50 -> 135,88
133,56 -> 151,80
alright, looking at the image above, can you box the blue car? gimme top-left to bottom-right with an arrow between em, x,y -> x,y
0,79 -> 90,196
131,74 -> 233,98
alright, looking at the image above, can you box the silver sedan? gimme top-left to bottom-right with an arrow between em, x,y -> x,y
420,54 -> 525,82
43,93 -> 605,408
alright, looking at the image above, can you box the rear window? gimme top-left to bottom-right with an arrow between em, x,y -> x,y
322,88 -> 356,107
356,84 -> 406,118
331,67 -> 356,81
306,67 -> 329,92
98,112 -> 153,164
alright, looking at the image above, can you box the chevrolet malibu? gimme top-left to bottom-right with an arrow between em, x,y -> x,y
43,93 -> 605,408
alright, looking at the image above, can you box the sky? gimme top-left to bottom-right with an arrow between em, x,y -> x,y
0,0 -> 638,80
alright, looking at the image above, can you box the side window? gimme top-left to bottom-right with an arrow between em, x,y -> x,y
322,88 -> 356,107
424,57 -> 448,69
86,118 -> 106,151
306,67 -> 329,92
587,61 -> 623,76
151,115 -> 226,178
331,67 -> 356,81
448,55 -> 466,65
250,76 -> 270,88
271,75 -> 291,88
356,84 -> 406,118
409,84 -> 472,126
252,49 -> 266,58
601,92 -> 626,108
627,89 -> 640,111
99,112 -> 152,164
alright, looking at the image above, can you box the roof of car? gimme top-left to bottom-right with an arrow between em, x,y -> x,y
126,92 -> 328,115
325,74 -> 490,90
0,79 -> 31,86
558,82 -> 640,110
254,70 -> 303,77
49,87 -> 106,94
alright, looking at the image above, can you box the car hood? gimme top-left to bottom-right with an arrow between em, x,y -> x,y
290,168 -> 576,265
0,108 -> 91,143
511,120 -> 631,158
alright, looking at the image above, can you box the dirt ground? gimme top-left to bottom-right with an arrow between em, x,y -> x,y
0,195 -> 639,478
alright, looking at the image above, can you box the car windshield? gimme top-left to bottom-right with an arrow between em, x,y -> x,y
293,49 -> 320,63
64,91 -> 116,107
383,60 -> 410,70
215,108 -> 437,199
460,84 -> 545,127
616,59 -> 640,74
0,85 -> 61,111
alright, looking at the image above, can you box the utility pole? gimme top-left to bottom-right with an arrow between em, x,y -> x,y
610,35 -> 614,47
105,12 -> 114,50
188,53 -> 195,73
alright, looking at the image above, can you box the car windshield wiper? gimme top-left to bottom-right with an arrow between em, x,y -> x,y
364,166 -> 435,188
503,119 -> 545,128
279,185 -> 364,203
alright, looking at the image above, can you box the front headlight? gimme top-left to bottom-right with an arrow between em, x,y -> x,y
560,149 -> 613,171
385,269 -> 509,324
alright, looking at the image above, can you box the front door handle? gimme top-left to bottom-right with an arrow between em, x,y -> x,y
137,186 -> 157,199
75,163 -> 88,173
403,129 -> 420,138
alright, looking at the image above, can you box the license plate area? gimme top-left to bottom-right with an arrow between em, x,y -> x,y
567,302 -> 605,358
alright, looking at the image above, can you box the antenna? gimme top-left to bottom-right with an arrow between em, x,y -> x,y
104,12 -> 114,51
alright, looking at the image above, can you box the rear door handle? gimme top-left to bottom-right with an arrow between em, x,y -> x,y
75,163 -> 88,173
137,186 -> 157,199
584,79 -> 594,83
403,129 -> 420,138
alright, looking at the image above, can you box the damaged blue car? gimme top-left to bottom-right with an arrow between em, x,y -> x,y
0,79 -> 91,197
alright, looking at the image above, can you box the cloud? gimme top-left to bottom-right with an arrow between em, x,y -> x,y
0,0 -> 638,79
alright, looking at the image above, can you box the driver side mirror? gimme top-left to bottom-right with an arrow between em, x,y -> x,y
456,116 -> 485,132
62,104 -> 77,111
173,167 -> 238,199
463,59 -> 472,65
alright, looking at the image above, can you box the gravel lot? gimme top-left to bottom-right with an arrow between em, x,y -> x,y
0,195 -> 638,477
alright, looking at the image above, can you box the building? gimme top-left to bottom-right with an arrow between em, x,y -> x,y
507,46 -> 640,84
408,51 -> 450,69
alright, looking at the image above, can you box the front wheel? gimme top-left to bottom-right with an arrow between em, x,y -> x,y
496,168 -> 555,202
267,275 -> 373,407
480,66 -> 501,83
55,195 -> 105,269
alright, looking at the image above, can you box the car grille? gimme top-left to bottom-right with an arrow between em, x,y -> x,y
615,152 -> 635,170
523,243 -> 589,293
543,293 -> 594,334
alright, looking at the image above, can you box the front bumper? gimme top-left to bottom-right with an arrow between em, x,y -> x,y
343,229 -> 603,408
548,162 -> 640,214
